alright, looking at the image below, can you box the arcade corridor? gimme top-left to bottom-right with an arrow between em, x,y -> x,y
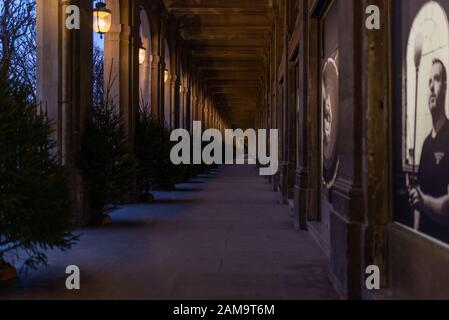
2,0 -> 449,302
1,165 -> 336,300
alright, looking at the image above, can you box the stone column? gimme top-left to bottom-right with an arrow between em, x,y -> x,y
294,1 -> 314,230
271,15 -> 280,192
361,0 -> 391,296
202,104 -> 206,129
191,94 -> 197,124
177,81 -> 181,130
37,0 -> 93,223
185,86 -> 191,131
328,0 -> 365,299
200,88 -> 204,125
148,4 -> 164,121
36,0 -> 61,153
171,75 -> 179,129
104,0 -> 138,149
139,51 -> 152,107
150,54 -> 163,119
120,2 -> 138,148
163,71 -> 171,127
280,0 -> 289,205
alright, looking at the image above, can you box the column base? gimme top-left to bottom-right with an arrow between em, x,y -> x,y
293,168 -> 310,230
329,208 -> 364,300
279,162 -> 289,205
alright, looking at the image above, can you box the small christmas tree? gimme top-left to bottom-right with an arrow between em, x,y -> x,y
135,103 -> 156,200
79,76 -> 135,224
134,103 -> 176,195
0,80 -> 76,277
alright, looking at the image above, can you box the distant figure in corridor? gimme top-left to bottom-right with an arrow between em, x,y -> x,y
409,58 -> 449,242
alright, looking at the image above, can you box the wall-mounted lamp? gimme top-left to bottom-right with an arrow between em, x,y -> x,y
138,41 -> 146,65
164,69 -> 169,83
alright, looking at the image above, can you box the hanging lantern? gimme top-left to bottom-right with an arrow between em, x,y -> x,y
93,2 -> 112,38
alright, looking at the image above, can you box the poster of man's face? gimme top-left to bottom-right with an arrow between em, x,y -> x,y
322,52 -> 339,189
394,0 -> 449,244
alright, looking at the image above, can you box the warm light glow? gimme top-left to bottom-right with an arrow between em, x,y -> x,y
139,46 -> 146,65
164,69 -> 169,83
93,2 -> 112,37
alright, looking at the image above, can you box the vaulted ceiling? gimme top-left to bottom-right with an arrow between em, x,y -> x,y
163,0 -> 273,128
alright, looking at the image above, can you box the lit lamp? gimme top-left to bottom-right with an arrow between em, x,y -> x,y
138,40 -> 146,65
93,2 -> 112,39
164,69 -> 169,83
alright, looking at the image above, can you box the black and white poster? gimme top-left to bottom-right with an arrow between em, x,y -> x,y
394,0 -> 449,244
322,51 -> 339,189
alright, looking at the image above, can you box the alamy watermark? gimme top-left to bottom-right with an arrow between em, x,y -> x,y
170,121 -> 279,176
365,265 -> 381,290
64,5 -> 381,31
65,265 -> 80,290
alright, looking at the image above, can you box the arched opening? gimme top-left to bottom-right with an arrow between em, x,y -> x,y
139,8 -> 152,111
103,0 -> 120,107
93,0 -> 105,109
164,39 -> 171,128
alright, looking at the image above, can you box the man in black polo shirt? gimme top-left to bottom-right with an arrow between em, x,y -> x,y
409,58 -> 449,243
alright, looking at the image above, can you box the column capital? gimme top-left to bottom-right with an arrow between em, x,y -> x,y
151,54 -> 162,65
119,25 -> 133,43
170,74 -> 178,83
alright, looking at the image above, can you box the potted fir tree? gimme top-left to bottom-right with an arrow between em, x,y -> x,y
134,102 -> 156,202
79,74 -> 135,225
134,103 -> 177,196
0,81 -> 77,281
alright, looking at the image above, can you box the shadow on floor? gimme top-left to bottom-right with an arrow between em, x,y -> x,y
149,198 -> 201,205
174,188 -> 204,192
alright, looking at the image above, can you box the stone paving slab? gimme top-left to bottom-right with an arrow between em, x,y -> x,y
1,165 -> 338,300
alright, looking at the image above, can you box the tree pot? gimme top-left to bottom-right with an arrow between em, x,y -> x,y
92,214 -> 112,226
140,193 -> 155,203
0,261 -> 17,282
100,214 -> 112,226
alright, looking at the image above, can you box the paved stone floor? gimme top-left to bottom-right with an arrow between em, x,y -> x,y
1,164 -> 338,300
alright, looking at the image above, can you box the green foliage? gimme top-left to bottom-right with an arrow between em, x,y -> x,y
134,106 -> 177,193
135,106 -> 222,195
0,80 -> 76,270
169,130 -> 199,185
79,95 -> 135,219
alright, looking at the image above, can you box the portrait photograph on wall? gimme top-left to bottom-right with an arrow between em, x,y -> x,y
320,0 -> 340,193
322,52 -> 340,190
319,0 -> 339,230
393,0 -> 449,244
